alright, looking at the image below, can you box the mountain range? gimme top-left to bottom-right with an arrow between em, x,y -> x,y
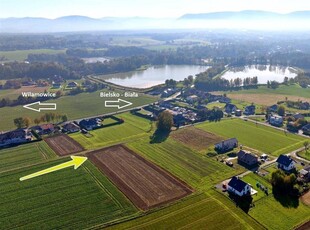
1,11 -> 310,33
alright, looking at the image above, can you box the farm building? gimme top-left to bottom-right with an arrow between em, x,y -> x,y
79,118 -> 102,131
32,124 -> 55,135
214,138 -> 238,153
237,150 -> 258,167
276,155 -> 295,172
243,105 -> 256,115
227,176 -> 251,197
62,123 -> 80,133
0,129 -> 32,147
269,115 -> 283,127
224,103 -> 237,114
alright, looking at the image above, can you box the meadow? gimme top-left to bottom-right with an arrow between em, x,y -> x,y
0,89 -> 156,131
297,149 -> 310,161
0,49 -> 66,61
108,191 -> 265,230
126,138 -> 245,189
0,159 -> 138,229
197,119 -> 307,156
249,195 -> 310,230
0,141 -> 56,173
70,113 -> 152,150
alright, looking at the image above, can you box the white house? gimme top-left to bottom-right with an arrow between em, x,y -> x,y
276,155 -> 295,172
227,176 -> 251,196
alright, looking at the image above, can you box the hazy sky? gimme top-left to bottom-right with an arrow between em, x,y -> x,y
1,0 -> 309,18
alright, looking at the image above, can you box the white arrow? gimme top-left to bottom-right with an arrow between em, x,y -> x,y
23,101 -> 57,112
105,99 -> 133,109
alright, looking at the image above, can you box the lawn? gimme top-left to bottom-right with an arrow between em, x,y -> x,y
249,195 -> 310,230
241,173 -> 272,202
197,119 -> 307,156
0,49 -> 66,61
0,141 -> 57,173
0,89 -> 156,131
0,159 -> 138,229
70,113 -> 152,150
108,191 -> 264,230
126,138 -> 245,189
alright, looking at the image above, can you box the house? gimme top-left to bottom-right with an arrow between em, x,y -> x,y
224,103 -> 237,114
62,122 -> 80,133
215,138 -> 238,153
299,102 -> 310,110
243,105 -> 256,115
299,166 -> 310,182
269,115 -> 283,127
186,95 -> 198,104
293,113 -> 304,120
302,124 -> 310,135
0,129 -> 32,147
237,150 -> 258,167
219,97 -> 231,104
276,154 -> 295,172
67,81 -> 78,88
79,118 -> 102,131
32,124 -> 55,135
173,114 -> 186,127
268,104 -> 278,113
52,83 -> 61,88
227,176 -> 251,196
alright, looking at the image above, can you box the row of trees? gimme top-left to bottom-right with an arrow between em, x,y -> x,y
13,113 -> 68,128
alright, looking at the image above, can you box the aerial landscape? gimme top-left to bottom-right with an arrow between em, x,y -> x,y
0,0 -> 310,229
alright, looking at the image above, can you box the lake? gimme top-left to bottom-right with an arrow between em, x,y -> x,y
97,65 -> 209,88
222,65 -> 297,84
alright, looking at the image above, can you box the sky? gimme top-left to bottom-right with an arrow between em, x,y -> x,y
0,0 -> 309,19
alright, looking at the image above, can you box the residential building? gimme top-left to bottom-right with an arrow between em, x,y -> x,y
227,176 -> 251,196
269,115 -> 283,127
79,118 -> 102,131
235,110 -> 242,117
67,81 -> 78,88
276,154 -> 295,172
224,103 -> 237,114
268,104 -> 278,113
0,129 -> 32,147
302,124 -> 310,135
32,124 -> 55,135
62,123 -> 80,133
293,113 -> 304,120
237,150 -> 258,167
214,138 -> 238,153
244,105 -> 256,115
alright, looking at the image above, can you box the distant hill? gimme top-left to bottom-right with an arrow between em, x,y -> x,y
179,10 -> 310,20
1,11 -> 310,33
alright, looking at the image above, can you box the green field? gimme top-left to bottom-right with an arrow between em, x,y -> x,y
126,137 -> 245,189
0,49 -> 66,61
0,159 -> 138,229
70,113 -> 152,150
197,119 -> 307,156
249,194 -> 310,230
0,142 -> 56,173
0,89 -> 156,131
297,149 -> 310,161
226,84 -> 310,99
108,191 -> 264,230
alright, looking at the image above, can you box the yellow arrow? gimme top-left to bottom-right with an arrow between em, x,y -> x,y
20,156 -> 87,181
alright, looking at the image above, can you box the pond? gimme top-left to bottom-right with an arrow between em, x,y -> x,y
97,65 -> 209,88
221,65 -> 297,84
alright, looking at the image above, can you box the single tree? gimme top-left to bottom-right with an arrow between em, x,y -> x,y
13,117 -> 25,129
304,141 -> 309,152
277,105 -> 285,116
157,111 -> 173,132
